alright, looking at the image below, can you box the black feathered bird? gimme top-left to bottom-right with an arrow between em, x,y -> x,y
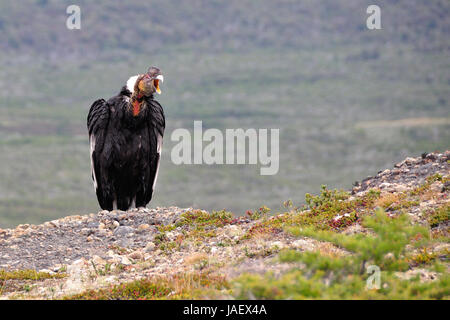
87,66 -> 165,211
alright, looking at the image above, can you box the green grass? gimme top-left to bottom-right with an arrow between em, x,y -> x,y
233,210 -> 449,299
241,186 -> 381,240
0,269 -> 67,296
153,209 -> 235,251
64,272 -> 229,300
0,269 -> 67,281
427,204 -> 450,228
175,209 -> 234,229
65,279 -> 173,300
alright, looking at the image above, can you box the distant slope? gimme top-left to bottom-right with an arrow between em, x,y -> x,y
0,0 -> 449,57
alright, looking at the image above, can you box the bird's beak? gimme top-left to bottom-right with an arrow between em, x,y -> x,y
155,75 -> 164,94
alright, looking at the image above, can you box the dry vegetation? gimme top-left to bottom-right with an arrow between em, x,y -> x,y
1,153 -> 448,300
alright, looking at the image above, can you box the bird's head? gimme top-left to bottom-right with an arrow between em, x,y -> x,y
133,66 -> 164,97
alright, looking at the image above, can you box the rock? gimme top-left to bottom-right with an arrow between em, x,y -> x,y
49,220 -> 60,228
384,252 -> 395,260
394,184 -> 408,192
420,200 -> 436,209
64,258 -> 92,294
379,182 -> 392,189
343,223 -> 365,235
396,269 -> 438,282
430,182 -> 444,193
144,242 -> 156,252
292,239 -> 314,251
443,181 -> 450,192
80,228 -> 91,235
52,264 -> 65,272
107,250 -> 117,258
137,224 -> 150,232
109,257 -> 122,265
128,250 -> 143,260
114,226 -> 134,236
143,253 -> 153,261
404,157 -> 417,165
39,268 -> 55,275
166,231 -> 178,240
226,225 -> 244,237
67,258 -> 88,274
116,238 -> 133,247
120,256 -> 132,265
432,241 -> 449,251
103,276 -> 117,284
92,255 -> 107,266
270,241 -> 285,249
87,221 -> 99,228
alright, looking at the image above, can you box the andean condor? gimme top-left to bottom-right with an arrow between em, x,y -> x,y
87,66 -> 165,211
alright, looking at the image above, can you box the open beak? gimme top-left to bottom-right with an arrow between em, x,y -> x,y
154,75 -> 164,94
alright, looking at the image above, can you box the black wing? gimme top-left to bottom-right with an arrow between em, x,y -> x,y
87,98 -> 112,210
143,100 -> 165,205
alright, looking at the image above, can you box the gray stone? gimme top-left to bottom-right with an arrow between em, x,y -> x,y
114,226 -> 134,236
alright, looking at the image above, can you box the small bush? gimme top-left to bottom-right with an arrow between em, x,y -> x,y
234,210 -> 448,299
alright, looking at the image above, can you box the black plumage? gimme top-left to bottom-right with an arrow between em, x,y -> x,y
87,67 -> 165,211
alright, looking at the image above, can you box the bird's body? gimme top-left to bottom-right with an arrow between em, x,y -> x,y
88,67 -> 165,211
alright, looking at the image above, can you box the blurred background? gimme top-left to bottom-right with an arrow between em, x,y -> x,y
0,0 -> 449,227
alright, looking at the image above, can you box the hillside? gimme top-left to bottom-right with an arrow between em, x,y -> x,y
1,0 -> 448,56
0,151 -> 448,299
1,1 -> 449,227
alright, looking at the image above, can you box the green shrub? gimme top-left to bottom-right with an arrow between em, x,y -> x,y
234,210 -> 448,299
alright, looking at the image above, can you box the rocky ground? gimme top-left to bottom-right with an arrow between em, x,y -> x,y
0,151 -> 448,299
354,152 -> 449,194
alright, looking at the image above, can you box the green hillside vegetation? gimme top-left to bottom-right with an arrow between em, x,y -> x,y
234,210 -> 448,300
0,1 -> 449,226
62,193 -> 449,300
1,0 -> 448,55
